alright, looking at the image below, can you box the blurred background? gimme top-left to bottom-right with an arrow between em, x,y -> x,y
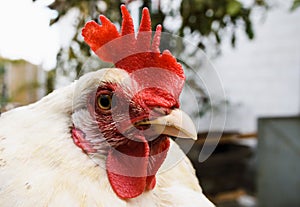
0,0 -> 299,206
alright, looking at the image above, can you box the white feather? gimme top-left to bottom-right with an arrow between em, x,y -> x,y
0,69 -> 214,207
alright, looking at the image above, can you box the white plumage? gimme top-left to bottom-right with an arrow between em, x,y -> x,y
0,69 -> 215,207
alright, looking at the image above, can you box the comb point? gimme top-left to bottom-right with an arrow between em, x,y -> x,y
121,5 -> 134,35
139,7 -> 151,32
99,15 -> 109,25
151,25 -> 162,52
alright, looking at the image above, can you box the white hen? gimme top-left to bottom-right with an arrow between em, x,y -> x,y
0,5 -> 215,207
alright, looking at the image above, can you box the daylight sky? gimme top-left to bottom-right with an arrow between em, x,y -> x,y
0,0 -> 59,69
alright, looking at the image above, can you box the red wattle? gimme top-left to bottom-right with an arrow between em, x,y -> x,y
106,137 -> 149,199
106,136 -> 170,199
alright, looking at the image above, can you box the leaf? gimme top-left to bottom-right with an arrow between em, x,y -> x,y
226,0 -> 242,16
291,0 -> 300,11
214,31 -> 221,43
231,32 -> 236,47
245,20 -> 254,39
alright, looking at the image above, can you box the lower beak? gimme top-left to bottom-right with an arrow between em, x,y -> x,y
136,109 -> 197,140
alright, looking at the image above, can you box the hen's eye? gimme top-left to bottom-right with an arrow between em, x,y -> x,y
97,94 -> 112,110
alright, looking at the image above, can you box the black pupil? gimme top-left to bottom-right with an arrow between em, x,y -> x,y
100,95 -> 111,108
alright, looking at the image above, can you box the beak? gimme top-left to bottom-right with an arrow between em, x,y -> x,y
136,109 -> 197,140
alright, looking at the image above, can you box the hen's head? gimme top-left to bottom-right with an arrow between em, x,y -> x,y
71,6 -> 197,199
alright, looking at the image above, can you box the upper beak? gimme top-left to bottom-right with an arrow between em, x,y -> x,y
136,109 -> 197,140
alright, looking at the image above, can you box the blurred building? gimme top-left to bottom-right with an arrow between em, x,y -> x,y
0,59 -> 45,108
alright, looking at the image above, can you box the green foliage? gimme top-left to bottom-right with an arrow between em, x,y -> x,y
291,0 -> 300,11
180,0 -> 262,50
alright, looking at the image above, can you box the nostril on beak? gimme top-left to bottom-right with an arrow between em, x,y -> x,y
149,107 -> 170,119
151,107 -> 167,115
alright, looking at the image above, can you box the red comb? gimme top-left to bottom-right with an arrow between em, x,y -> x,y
82,5 -> 184,79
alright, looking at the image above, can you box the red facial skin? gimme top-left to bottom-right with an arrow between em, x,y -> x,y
72,82 -> 177,199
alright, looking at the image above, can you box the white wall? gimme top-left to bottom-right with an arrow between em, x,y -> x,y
213,2 -> 300,132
